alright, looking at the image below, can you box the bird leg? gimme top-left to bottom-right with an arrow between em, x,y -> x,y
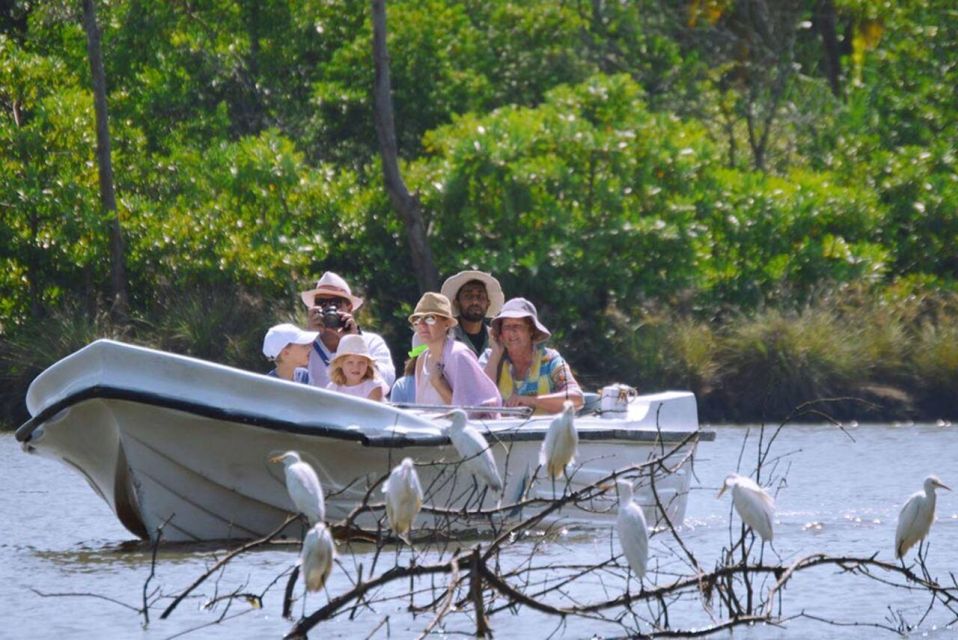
297,513 -> 308,542
466,476 -> 483,511
476,483 -> 491,511
301,580 -> 308,619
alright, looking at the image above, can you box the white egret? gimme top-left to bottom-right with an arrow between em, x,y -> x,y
301,522 -> 335,592
539,400 -> 578,480
616,479 -> 649,581
270,451 -> 325,525
383,457 -> 423,542
717,473 -> 775,542
443,409 -> 503,492
895,474 -> 951,559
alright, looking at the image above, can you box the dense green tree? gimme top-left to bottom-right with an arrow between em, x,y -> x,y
0,35 -> 104,324
2,0 -> 958,422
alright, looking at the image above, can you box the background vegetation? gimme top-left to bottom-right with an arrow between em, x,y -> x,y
2,0 -> 956,426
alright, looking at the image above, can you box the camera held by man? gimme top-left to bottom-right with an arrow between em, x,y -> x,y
321,303 -> 343,330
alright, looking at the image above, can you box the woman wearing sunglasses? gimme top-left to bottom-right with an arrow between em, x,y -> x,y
409,292 -> 501,413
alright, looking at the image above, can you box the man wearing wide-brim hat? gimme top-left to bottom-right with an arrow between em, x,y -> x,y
439,270 -> 504,358
299,271 -> 396,389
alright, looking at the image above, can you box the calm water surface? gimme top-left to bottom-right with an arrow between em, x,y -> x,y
3,424 -> 957,639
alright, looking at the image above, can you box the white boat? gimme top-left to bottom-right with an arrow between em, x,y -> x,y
16,339 -> 713,543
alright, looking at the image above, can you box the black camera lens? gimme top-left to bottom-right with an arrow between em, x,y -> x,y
322,305 -> 341,329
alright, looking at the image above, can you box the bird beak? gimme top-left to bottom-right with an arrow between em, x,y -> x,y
716,485 -> 728,499
269,454 -> 283,463
938,481 -> 952,491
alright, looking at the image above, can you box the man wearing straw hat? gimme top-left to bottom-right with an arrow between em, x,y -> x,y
300,271 -> 396,389
439,270 -> 505,358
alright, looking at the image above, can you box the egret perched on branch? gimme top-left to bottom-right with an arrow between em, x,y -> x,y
383,458 -> 423,542
301,522 -> 335,592
616,479 -> 649,581
895,474 -> 951,559
540,400 -> 578,479
270,451 -> 325,525
443,409 -> 502,492
717,473 -> 775,542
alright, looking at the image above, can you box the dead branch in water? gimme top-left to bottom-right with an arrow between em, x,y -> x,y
160,514 -> 297,619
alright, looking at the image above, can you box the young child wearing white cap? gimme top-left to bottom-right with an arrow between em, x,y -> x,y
263,323 -> 318,384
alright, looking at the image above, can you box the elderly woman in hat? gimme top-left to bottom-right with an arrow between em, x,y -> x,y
409,292 -> 501,411
481,298 -> 583,415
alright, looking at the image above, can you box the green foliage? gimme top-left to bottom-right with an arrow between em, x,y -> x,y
694,168 -> 890,307
419,74 -> 712,314
716,307 -> 863,421
0,35 -> 103,325
3,0 -> 958,425
910,320 -> 958,418
145,282 -> 275,372
0,304 -> 127,425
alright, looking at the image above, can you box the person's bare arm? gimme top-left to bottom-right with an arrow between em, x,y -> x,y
430,365 -> 453,404
482,328 -> 504,383
520,390 -> 583,414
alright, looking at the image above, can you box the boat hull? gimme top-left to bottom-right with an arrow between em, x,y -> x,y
18,340 -> 710,543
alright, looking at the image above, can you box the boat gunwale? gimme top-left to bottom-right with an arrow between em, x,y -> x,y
17,384 -> 714,447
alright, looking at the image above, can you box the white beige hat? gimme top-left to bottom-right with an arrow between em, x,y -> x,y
440,270 -> 504,318
263,323 -> 319,359
491,297 -> 551,343
300,271 -> 364,310
331,334 -> 375,364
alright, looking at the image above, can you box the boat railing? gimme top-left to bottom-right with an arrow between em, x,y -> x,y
389,403 -> 534,418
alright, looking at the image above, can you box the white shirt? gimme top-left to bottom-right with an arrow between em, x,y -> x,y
307,331 -> 396,389
414,351 -> 446,405
327,377 -> 389,400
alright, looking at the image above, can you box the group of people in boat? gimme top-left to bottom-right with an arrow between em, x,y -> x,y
262,270 -> 584,415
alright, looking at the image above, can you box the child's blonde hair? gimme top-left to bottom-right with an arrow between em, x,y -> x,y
329,354 -> 378,386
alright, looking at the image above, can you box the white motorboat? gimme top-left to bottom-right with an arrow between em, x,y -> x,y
16,340 -> 713,543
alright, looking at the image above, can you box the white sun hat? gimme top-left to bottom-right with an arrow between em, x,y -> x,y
440,270 -> 504,318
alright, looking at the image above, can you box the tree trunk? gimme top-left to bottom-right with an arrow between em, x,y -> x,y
370,0 -> 439,293
81,0 -> 128,319
814,0 -> 842,98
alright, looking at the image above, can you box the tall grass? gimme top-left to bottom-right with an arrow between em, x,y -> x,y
143,285 -> 277,373
0,284 -> 284,428
910,321 -> 958,418
0,305 -> 128,426
714,307 -> 865,422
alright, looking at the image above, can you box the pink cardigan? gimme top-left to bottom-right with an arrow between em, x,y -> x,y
416,338 -> 501,409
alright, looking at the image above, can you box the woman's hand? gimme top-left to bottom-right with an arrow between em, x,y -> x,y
430,362 -> 453,403
489,327 -> 504,356
504,394 -> 536,410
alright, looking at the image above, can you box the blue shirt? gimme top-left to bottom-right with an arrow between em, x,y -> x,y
267,367 -> 311,384
389,375 -> 416,404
